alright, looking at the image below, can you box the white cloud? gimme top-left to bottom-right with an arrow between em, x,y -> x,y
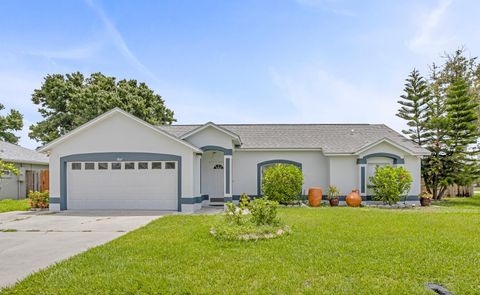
85,0 -> 160,83
407,0 -> 454,55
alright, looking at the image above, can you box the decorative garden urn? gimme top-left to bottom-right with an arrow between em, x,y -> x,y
308,187 -> 323,207
346,189 -> 362,207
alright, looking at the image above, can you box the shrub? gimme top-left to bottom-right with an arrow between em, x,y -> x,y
326,185 -> 340,200
262,164 -> 303,204
249,198 -> 279,226
28,190 -> 49,208
224,202 -> 244,225
239,193 -> 251,209
369,166 -> 412,205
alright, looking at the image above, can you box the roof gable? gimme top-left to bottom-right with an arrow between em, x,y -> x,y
180,122 -> 241,145
39,108 -> 203,153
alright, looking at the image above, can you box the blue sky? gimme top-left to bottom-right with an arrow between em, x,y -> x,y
0,0 -> 479,149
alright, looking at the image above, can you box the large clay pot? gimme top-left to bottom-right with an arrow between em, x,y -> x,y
346,189 -> 362,207
308,187 -> 323,207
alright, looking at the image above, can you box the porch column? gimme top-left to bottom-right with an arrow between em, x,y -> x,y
224,155 -> 232,202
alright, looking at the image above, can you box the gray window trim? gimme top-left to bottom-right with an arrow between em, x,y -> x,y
256,159 -> 302,196
225,157 -> 231,194
356,153 -> 404,165
200,145 -> 232,155
60,152 -> 182,211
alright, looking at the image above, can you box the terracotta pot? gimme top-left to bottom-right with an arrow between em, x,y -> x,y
420,198 -> 431,207
346,189 -> 362,207
329,198 -> 339,207
308,187 -> 323,207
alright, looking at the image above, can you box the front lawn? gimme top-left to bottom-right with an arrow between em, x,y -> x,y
432,193 -> 480,209
2,202 -> 480,294
0,199 -> 30,213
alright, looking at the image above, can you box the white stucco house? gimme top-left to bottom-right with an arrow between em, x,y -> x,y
39,108 -> 430,212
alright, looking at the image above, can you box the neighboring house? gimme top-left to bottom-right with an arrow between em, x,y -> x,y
0,141 -> 49,200
39,108 -> 430,212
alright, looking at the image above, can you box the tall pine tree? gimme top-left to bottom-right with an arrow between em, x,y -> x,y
396,69 -> 431,146
445,77 -> 480,190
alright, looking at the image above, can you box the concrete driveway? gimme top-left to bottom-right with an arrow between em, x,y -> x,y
0,210 -> 169,288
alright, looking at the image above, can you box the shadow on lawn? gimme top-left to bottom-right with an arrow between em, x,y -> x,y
432,195 -> 480,208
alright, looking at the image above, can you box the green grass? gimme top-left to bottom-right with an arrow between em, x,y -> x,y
432,193 -> 480,209
2,207 -> 480,294
0,199 -> 30,213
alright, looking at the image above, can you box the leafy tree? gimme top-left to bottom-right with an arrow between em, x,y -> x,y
0,103 -> 23,144
0,160 -> 19,177
369,166 -> 412,205
396,69 -> 431,146
29,72 -> 176,144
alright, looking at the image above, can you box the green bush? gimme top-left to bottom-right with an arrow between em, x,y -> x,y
369,166 -> 412,205
262,164 -> 303,204
249,198 -> 279,226
28,190 -> 49,208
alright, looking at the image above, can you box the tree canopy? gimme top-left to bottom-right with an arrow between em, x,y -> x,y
397,48 -> 480,199
0,103 -> 23,144
29,72 -> 176,144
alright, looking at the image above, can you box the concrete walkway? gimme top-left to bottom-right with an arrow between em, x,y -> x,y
0,210 -> 168,288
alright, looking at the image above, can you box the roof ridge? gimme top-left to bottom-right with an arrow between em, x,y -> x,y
160,123 -> 377,126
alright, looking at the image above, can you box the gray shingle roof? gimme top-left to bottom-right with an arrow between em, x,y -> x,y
158,124 -> 429,155
0,141 -> 49,164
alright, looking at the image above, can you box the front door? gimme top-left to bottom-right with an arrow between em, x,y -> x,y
201,151 -> 224,204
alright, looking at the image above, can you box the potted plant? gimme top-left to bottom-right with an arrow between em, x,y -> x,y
419,191 -> 432,207
326,185 -> 340,207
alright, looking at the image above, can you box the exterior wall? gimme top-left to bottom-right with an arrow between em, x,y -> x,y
47,112 -> 197,211
184,126 -> 234,149
404,155 -> 421,196
0,163 -> 48,200
358,142 -> 422,196
232,150 -> 328,196
328,156 -> 358,196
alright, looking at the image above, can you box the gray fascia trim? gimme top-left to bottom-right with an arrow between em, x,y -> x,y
200,145 -> 232,155
356,153 -> 405,165
256,159 -> 302,196
50,197 -> 60,204
60,152 -> 182,211
231,194 -> 420,201
225,157 -> 231,194
181,196 -> 203,204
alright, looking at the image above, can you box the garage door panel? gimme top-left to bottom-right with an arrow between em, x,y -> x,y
67,161 -> 178,210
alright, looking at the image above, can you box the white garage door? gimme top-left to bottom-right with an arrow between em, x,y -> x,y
67,161 -> 178,210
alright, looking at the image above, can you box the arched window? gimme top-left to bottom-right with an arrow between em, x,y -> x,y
213,164 -> 224,170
